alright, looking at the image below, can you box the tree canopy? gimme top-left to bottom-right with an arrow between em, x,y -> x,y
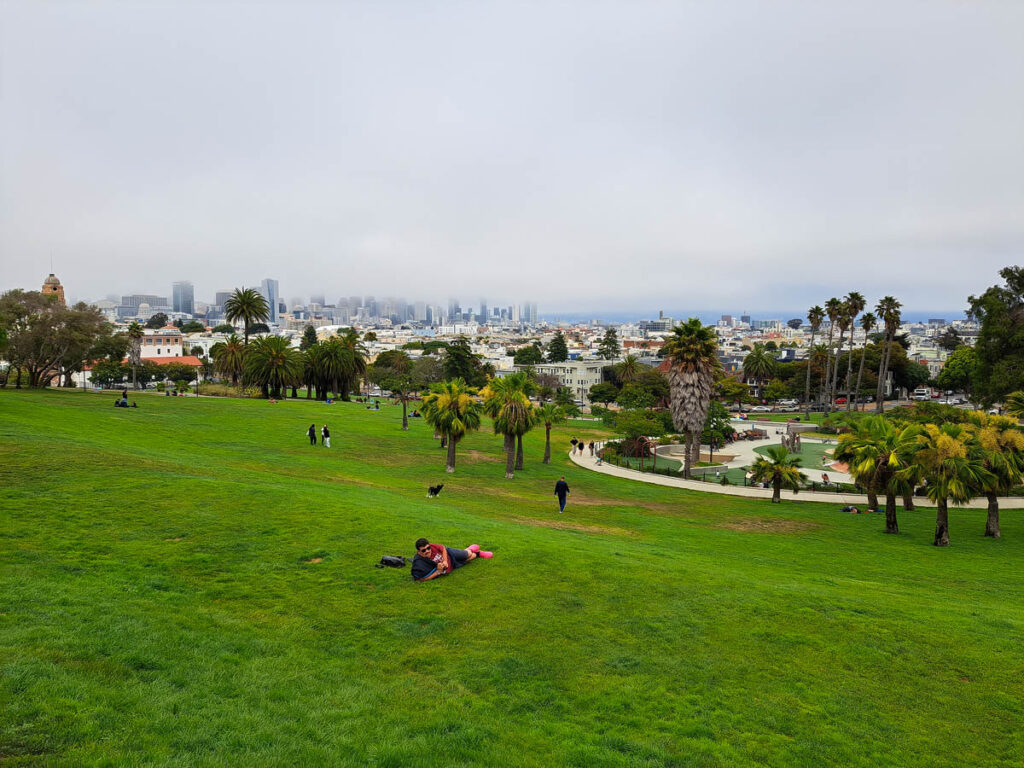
968,266 -> 1024,405
546,331 -> 569,362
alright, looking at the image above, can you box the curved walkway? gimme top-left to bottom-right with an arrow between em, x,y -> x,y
568,448 -> 1024,510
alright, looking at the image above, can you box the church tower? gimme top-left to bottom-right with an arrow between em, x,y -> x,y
42,273 -> 66,306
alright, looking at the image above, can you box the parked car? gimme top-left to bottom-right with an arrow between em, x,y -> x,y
751,405 -> 772,412
778,399 -> 798,407
835,397 -> 847,405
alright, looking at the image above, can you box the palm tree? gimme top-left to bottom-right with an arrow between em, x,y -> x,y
337,328 -> 368,399
874,296 -> 902,413
421,378 -> 483,473
829,306 -> 851,406
302,344 -> 323,399
967,413 -> 1024,539
835,416 -> 921,534
902,423 -> 993,546
663,318 -> 720,478
842,292 -> 865,409
750,446 -> 808,503
614,354 -> 642,385
211,334 -> 246,386
481,373 -> 534,478
822,298 -> 843,409
535,403 -> 566,464
742,343 -> 776,397
127,321 -> 143,389
224,288 -> 270,346
804,306 -> 824,417
244,336 -> 303,398
852,311 -> 876,411
1003,391 -> 1024,420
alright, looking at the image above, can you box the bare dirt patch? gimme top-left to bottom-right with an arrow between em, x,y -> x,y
464,450 -> 499,463
503,515 -> 635,536
306,557 -> 324,564
164,537 -> 185,542
716,518 -> 821,534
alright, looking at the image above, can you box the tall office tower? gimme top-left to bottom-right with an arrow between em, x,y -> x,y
172,281 -> 194,314
349,296 -> 362,310
479,299 -> 488,324
512,304 -> 521,323
448,298 -> 459,322
740,314 -> 751,326
336,301 -> 351,323
507,305 -> 513,320
310,294 -> 326,306
215,291 -> 233,307
260,278 -> 280,323
413,301 -> 427,322
122,294 -> 169,309
366,297 -> 378,318
523,302 -> 538,325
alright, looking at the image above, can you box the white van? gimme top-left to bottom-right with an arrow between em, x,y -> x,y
913,387 -> 931,401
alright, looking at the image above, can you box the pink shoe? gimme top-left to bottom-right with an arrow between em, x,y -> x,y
467,544 -> 480,553
478,550 -> 494,559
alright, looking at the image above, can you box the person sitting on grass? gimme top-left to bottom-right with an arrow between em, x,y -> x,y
411,537 -> 492,582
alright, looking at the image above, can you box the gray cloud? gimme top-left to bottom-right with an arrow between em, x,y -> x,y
2,0 -> 1022,313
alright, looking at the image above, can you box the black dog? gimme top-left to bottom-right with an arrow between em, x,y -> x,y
427,484 -> 444,498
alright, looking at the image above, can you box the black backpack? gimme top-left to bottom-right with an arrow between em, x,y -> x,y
376,555 -> 409,569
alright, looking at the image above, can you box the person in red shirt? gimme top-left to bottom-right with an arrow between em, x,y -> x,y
411,538 -> 493,581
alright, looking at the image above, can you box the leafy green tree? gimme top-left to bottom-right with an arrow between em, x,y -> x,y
411,356 -> 444,388
546,331 -> 569,362
369,350 -> 415,428
750,446 -> 808,503
901,423 -> 993,546
300,325 -> 319,351
762,380 -> 789,404
145,312 -> 169,329
244,336 -> 303,398
224,288 -> 270,346
212,324 -> 235,334
421,378 -> 483,473
513,343 -> 544,365
717,377 -> 750,410
616,382 -> 656,410
588,381 -> 620,406
968,413 -> 1024,539
835,416 -> 922,533
535,403 -> 566,464
90,360 -> 128,388
442,336 -> 487,387
787,318 -> 803,330
700,401 -> 733,448
968,267 -> 1024,405
664,319 -> 720,477
937,327 -> 962,352
363,331 -> 378,342
180,320 -> 205,334
597,328 -> 621,360
212,334 -> 246,386
936,346 -> 977,397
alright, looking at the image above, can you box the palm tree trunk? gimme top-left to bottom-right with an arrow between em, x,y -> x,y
844,334 -> 856,410
875,339 -> 889,413
902,491 -> 915,511
504,434 -> 515,479
688,432 -> 701,475
866,488 -> 878,511
830,330 -> 845,405
132,365 -> 138,390
772,478 -> 781,503
543,426 -> 552,464
446,436 -> 458,473
984,491 -> 1000,538
822,329 -> 834,410
682,430 -> 693,478
516,434 -> 524,470
804,330 -> 816,417
853,348 -> 867,411
934,498 -> 950,546
884,491 -> 899,534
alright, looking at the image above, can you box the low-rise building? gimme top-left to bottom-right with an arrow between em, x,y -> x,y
140,327 -> 183,359
520,360 -> 606,404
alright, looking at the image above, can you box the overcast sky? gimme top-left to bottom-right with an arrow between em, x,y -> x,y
2,1 -> 1022,314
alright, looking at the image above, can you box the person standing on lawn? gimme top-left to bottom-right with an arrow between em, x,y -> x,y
307,423 -> 317,446
554,476 -> 570,513
322,424 -> 331,448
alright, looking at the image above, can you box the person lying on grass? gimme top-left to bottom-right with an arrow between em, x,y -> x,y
411,538 -> 492,581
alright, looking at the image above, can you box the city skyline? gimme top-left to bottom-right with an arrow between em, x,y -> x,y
2,2 -> 1023,311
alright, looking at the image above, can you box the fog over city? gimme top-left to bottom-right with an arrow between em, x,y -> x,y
2,1 -> 1022,311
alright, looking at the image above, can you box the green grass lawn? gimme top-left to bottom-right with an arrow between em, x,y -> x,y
2,390 -> 1023,767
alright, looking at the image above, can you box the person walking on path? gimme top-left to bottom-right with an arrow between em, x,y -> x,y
307,423 -> 317,446
554,476 -> 570,513
588,441 -> 595,457
322,424 -> 331,448
570,438 -> 579,456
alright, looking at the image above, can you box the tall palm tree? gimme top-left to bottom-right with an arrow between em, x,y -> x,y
842,292 -> 865,409
211,334 -> 246,386
821,298 -> 843,409
829,305 -> 851,406
302,343 -> 323,399
127,321 -> 143,390
224,288 -> 270,346
852,311 -> 876,410
337,328 -> 368,399
835,416 -> 920,534
663,318 -> 720,478
874,296 -> 902,413
535,403 -> 566,464
244,336 -> 303,399
966,413 -> 1024,539
901,423 -> 993,546
421,378 -> 483,473
750,445 -> 808,503
742,343 -> 776,396
481,373 -> 534,478
804,306 -> 824,418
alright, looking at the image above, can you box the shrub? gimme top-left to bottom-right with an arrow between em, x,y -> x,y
155,382 -> 166,392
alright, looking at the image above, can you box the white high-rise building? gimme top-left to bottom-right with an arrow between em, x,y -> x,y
172,281 -> 194,315
260,279 -> 280,323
